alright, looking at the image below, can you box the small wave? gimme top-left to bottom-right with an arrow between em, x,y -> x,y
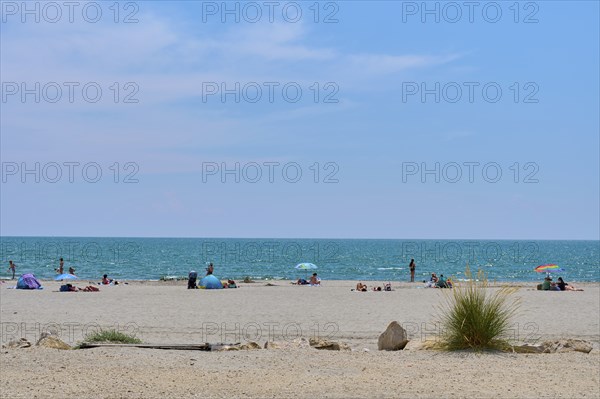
377,267 -> 404,270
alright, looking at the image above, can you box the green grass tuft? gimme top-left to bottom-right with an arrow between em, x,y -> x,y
437,266 -> 520,351
84,329 -> 142,344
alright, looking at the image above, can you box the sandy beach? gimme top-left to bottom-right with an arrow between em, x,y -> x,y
1,279 -> 599,398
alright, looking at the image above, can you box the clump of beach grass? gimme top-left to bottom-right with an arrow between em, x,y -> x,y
437,266 -> 520,351
84,329 -> 142,344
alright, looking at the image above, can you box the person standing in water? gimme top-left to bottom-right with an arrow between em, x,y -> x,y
56,258 -> 64,274
7,260 -> 16,279
409,259 -> 416,282
206,263 -> 214,275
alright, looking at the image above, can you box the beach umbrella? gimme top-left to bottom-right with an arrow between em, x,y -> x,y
534,264 -> 564,273
55,273 -> 78,281
295,263 -> 317,278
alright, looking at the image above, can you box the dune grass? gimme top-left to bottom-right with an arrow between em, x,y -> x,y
437,266 -> 520,351
84,329 -> 142,344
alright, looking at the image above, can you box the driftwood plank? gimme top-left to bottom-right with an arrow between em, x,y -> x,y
79,343 -> 211,351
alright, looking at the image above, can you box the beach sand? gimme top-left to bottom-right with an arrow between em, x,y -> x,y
1,280 -> 599,398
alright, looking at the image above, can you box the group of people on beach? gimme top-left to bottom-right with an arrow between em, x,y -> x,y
355,282 -> 392,292
409,259 -> 452,288
55,258 -> 76,276
5,258 -> 587,293
187,263 -> 238,289
294,273 -> 321,286
6,258 -> 75,280
540,276 -> 582,291
424,273 -> 453,288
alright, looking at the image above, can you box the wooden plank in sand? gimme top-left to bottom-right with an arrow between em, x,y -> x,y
79,343 -> 211,351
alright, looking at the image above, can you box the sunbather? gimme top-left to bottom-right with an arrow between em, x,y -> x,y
356,282 -> 367,292
557,277 -> 583,291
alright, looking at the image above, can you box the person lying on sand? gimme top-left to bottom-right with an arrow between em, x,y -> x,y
356,282 -> 367,292
372,286 -> 382,291
557,277 -> 583,291
295,278 -> 309,285
61,284 -> 99,292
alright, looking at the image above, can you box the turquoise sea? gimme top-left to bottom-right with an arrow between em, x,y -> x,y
0,237 -> 598,282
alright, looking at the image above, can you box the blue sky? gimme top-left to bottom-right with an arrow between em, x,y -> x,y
1,1 -> 598,239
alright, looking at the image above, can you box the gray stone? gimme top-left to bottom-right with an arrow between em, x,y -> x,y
378,321 -> 409,351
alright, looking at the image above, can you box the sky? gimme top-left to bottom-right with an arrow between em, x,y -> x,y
1,1 -> 599,239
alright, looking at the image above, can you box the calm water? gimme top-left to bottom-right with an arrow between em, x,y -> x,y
0,237 -> 598,282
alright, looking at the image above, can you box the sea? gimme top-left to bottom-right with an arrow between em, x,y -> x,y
1,237 -> 598,282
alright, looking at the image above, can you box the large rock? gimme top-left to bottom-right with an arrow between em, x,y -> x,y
378,321 -> 409,351
309,338 -> 351,351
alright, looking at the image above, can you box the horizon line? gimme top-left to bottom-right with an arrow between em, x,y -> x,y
1,235 -> 598,241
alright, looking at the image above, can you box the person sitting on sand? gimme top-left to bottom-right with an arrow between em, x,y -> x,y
425,273 -> 438,288
101,274 -> 118,285
556,277 -> 583,291
356,282 -> 367,292
541,276 -> 560,291
542,276 -> 559,291
309,273 -> 320,286
227,279 -> 237,288
436,274 -> 449,288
